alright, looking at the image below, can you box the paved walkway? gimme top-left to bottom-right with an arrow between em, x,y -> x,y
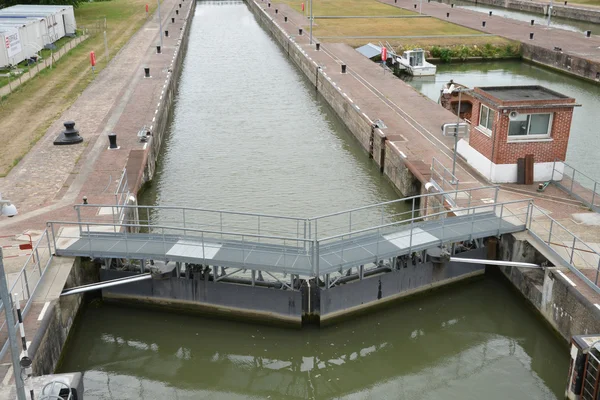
380,0 -> 600,63
0,0 -> 193,395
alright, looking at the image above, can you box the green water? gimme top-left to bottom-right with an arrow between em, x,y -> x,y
59,276 -> 568,399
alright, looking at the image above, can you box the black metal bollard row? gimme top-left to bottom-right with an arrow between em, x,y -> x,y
144,67 -> 150,77
341,64 -> 347,73
316,42 -> 320,50
157,45 -> 161,54
529,32 -> 534,40
108,133 -> 118,149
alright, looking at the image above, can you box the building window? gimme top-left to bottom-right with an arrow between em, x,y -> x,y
508,113 -> 552,139
478,104 -> 495,133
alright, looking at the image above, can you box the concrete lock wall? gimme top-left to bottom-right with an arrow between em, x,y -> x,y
247,0 -> 423,197
319,247 -> 487,325
499,234 -> 600,342
521,43 -> 600,83
29,258 -> 99,375
100,270 -> 303,327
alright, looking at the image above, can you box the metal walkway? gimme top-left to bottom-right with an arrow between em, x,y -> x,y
48,187 -> 531,277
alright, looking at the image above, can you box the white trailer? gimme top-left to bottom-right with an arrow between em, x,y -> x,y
0,4 -> 77,68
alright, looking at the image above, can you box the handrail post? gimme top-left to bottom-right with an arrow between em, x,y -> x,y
23,270 -> 30,299
46,226 -> 53,256
182,208 -> 187,235
408,218 -> 414,256
497,203 -> 504,235
592,182 -> 597,208
595,258 -> 600,285
551,159 -> 556,182
569,237 -> 577,265
548,220 -> 554,244
49,223 -> 57,254
570,167 -> 576,194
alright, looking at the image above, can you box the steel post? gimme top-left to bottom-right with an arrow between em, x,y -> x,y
451,91 -> 462,181
569,237 -> 577,265
551,160 -> 556,182
23,270 -> 30,299
547,0 -> 554,26
592,182 -> 597,208
595,258 -> 600,285
497,204 -> 504,234
548,220 -> 554,244
0,249 -> 27,400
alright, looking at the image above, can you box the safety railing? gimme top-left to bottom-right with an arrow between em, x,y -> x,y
47,221 -> 314,274
314,199 -> 531,274
49,196 -> 529,278
430,157 -> 460,205
114,168 -> 131,223
0,229 -> 54,360
551,161 -> 600,212
527,204 -> 600,294
310,186 -> 500,239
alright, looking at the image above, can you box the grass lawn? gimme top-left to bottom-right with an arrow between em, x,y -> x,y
277,0 -> 416,16
311,16 -> 481,38
0,0 -> 158,176
338,35 -> 513,48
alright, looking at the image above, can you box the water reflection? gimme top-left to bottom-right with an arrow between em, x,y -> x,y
59,278 -> 568,399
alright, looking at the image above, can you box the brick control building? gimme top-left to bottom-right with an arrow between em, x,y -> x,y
456,85 -> 579,183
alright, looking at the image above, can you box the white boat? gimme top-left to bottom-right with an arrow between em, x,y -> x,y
396,49 -> 436,76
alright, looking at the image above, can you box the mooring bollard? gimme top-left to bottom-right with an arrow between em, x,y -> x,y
530,32 -> 534,39
179,3 -> 182,7
564,1 -> 568,4
275,8 -> 278,13
144,67 -> 150,77
586,30 -> 592,37
299,28 -> 303,35
83,196 -> 88,205
176,9 -> 179,15
268,2 -> 270,6
171,17 -> 175,23
447,12 -> 450,17
156,45 -> 161,54
482,21 -> 486,27
489,11 -> 492,16
316,42 -> 320,50
284,16 -> 288,22
108,133 -> 118,149
165,30 -> 169,37
414,4 -> 417,8
395,0 -> 397,3
531,19 -> 534,25
451,3 -> 454,7
341,64 -> 347,73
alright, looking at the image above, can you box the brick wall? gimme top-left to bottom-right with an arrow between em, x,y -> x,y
468,98 -> 573,165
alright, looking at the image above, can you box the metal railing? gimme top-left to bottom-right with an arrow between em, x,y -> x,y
0,229 -> 54,360
49,195 -> 528,277
114,168 -> 131,222
551,161 -> 600,212
430,157 -> 459,205
528,204 -> 600,294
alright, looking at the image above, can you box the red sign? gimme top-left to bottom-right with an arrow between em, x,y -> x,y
145,4 -> 149,12
381,47 -> 387,61
301,2 -> 305,11
90,51 -> 96,67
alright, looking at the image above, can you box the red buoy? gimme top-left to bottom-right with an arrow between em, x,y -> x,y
381,47 -> 387,61
90,51 -> 96,67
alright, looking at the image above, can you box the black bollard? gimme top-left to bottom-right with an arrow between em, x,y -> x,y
299,28 -> 303,35
395,0 -> 397,3
275,8 -> 278,13
531,19 -> 534,25
268,2 -> 270,6
482,21 -> 486,27
144,67 -> 150,77
341,64 -> 347,73
316,42 -> 320,50
165,30 -> 169,37
586,30 -> 592,37
489,11 -> 492,16
157,45 -> 161,53
176,9 -> 179,14
530,32 -> 534,40
179,3 -> 181,7
564,1 -> 567,4
171,17 -> 175,23
414,4 -> 417,8
108,133 -> 118,149
447,12 -> 450,17
53,121 -> 83,145
451,3 -> 454,7
285,16 -> 288,22
83,196 -> 88,205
